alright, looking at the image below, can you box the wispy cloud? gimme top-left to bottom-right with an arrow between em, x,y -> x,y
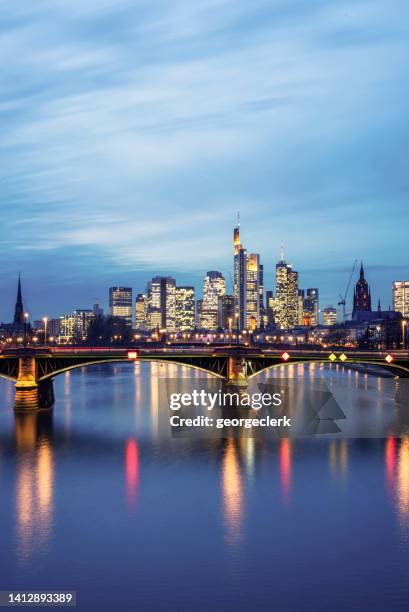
1,0 -> 409,317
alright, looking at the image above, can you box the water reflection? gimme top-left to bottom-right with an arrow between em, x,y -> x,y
279,438 -> 291,503
125,439 -> 139,509
221,439 -> 243,546
15,411 -> 54,562
397,436 -> 409,525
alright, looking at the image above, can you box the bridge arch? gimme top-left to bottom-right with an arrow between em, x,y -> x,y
246,359 -> 409,380
37,356 -> 227,382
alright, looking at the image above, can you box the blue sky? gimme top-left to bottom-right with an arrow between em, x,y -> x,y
1,0 -> 409,320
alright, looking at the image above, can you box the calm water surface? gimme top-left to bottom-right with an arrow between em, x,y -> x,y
1,363 -> 409,611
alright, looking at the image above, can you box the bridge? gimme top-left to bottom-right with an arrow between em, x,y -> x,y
1,344 -> 409,411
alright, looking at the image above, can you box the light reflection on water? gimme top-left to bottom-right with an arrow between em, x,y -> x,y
1,362 -> 409,611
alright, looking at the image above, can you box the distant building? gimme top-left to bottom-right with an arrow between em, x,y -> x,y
304,288 -> 319,326
246,253 -> 261,330
393,281 -> 409,318
146,277 -> 176,332
352,262 -> 371,319
233,221 -> 247,331
93,300 -> 104,317
135,293 -> 147,330
219,294 -> 234,330
275,249 -> 298,330
73,309 -> 95,341
201,271 -> 226,330
59,314 -> 74,343
175,286 -> 195,331
109,287 -> 133,328
323,305 -> 337,326
196,299 -> 203,328
297,289 -> 305,325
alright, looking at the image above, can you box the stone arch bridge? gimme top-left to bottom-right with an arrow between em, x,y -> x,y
1,346 -> 408,410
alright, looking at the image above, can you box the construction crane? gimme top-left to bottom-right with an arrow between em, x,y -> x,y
338,259 -> 358,323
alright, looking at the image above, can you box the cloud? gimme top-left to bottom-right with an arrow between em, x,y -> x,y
0,0 -> 409,318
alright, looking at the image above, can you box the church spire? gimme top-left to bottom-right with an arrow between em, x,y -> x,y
360,260 -> 364,279
13,274 -> 24,326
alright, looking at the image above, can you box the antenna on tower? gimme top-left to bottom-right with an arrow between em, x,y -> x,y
237,211 -> 240,228
280,245 -> 284,262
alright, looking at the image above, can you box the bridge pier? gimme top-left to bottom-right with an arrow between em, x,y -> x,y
14,353 -> 54,411
227,355 -> 248,387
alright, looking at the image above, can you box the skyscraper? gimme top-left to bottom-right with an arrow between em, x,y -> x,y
275,249 -> 298,330
246,253 -> 261,330
135,293 -> 147,330
393,281 -> 409,317
201,271 -> 226,330
109,287 -> 133,327
176,286 -> 195,331
352,262 -> 371,319
218,294 -> 234,330
146,277 -> 176,332
233,220 -> 247,331
73,309 -> 95,341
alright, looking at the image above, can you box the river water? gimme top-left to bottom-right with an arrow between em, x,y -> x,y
1,363 -> 409,611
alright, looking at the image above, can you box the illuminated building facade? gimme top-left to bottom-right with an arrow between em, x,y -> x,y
233,222 -> 247,331
176,286 -> 195,331
246,253 -> 261,330
135,294 -> 147,330
323,305 -> 337,326
109,287 -> 133,328
201,271 -> 226,330
73,309 -> 95,341
304,288 -> 319,326
275,250 -> 298,330
146,276 -> 176,332
59,314 -> 74,343
393,281 -> 409,317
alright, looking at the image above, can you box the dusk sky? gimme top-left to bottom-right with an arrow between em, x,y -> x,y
1,0 -> 409,321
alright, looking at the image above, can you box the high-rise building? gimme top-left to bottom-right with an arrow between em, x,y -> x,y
218,294 -> 234,330
246,253 -> 261,330
109,287 -> 133,327
265,290 -> 276,328
201,271 -> 226,330
275,249 -> 298,330
146,277 -> 176,332
393,281 -> 409,317
196,299 -> 203,328
304,288 -> 319,326
73,309 -> 95,341
297,289 -> 305,325
135,293 -> 147,330
176,286 -> 195,331
233,220 -> 247,331
259,263 -> 265,330
352,262 -> 371,319
323,305 -> 337,326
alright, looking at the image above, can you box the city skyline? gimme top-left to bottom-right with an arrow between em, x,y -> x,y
1,1 -> 409,319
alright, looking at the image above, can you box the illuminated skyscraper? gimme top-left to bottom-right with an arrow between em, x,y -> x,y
246,253 -> 261,330
201,271 -> 226,330
176,286 -> 195,331
233,219 -> 247,331
275,248 -> 298,330
146,277 -> 176,332
297,289 -> 305,326
135,293 -> 147,330
73,309 -> 95,341
393,281 -> 409,317
109,287 -> 133,327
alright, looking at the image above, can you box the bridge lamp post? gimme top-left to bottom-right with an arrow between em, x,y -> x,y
43,316 -> 48,345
